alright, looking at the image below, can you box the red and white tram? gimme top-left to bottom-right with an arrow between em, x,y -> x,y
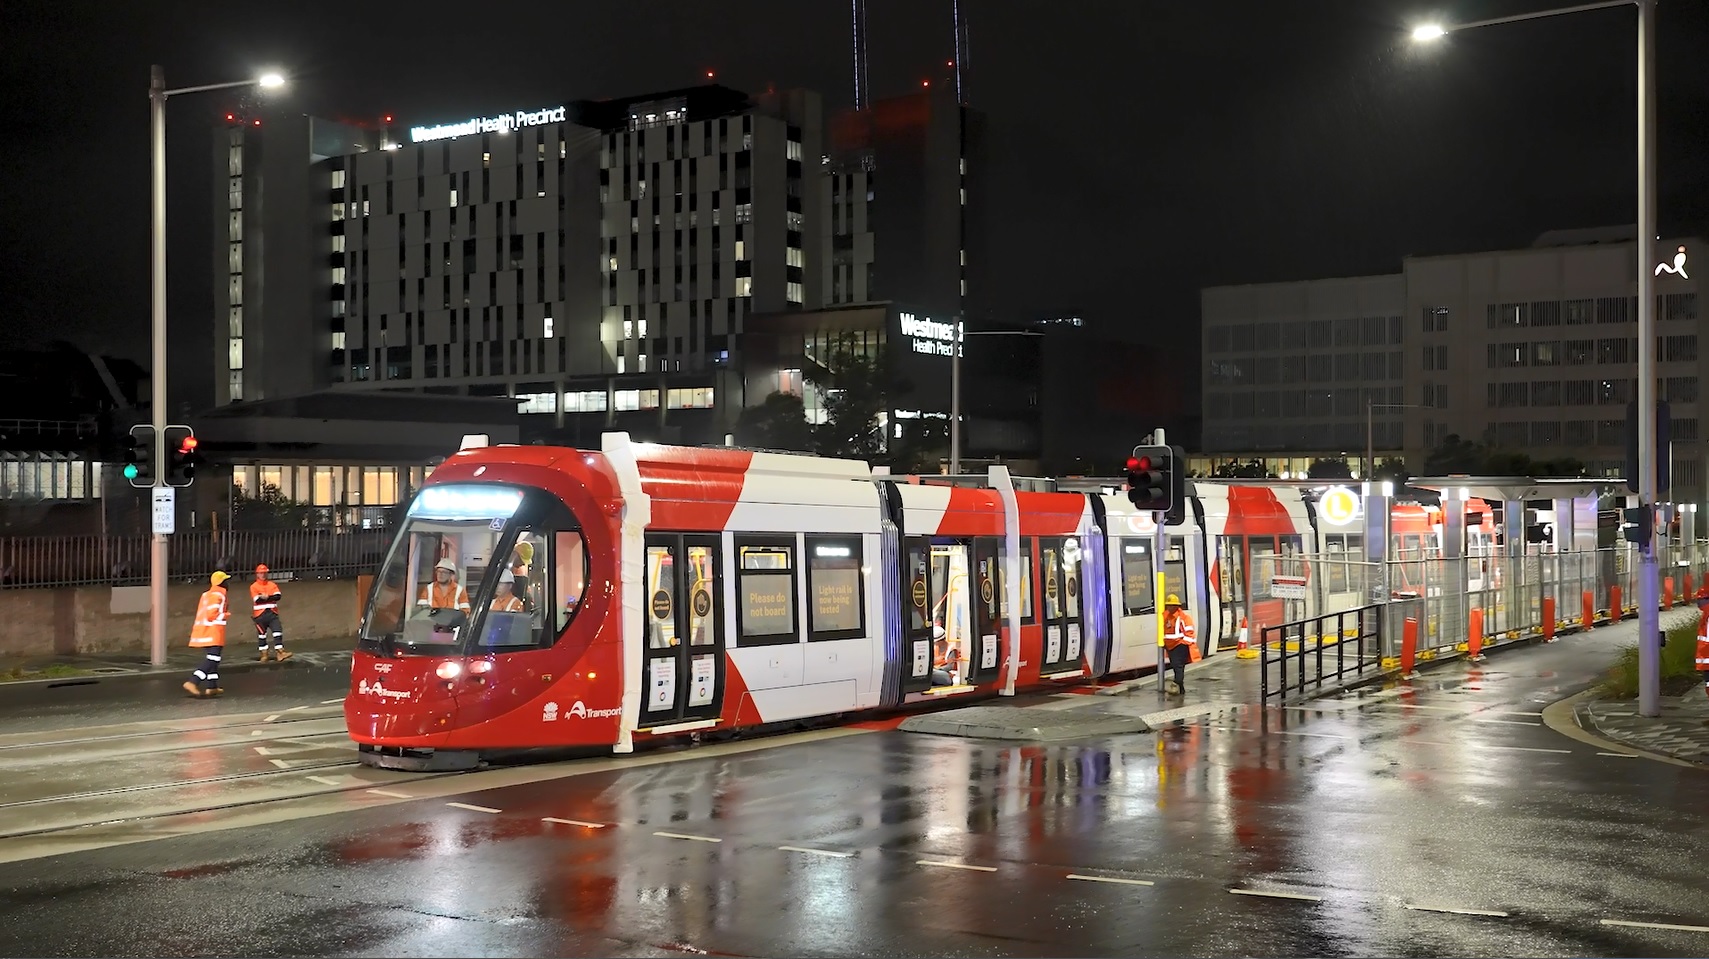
344,436 -> 1488,770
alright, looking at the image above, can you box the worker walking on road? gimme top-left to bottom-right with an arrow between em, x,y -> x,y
1696,607 -> 1709,706
250,564 -> 292,662
1163,594 -> 1198,696
184,571 -> 230,699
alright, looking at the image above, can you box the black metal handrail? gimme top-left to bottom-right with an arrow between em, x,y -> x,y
1259,604 -> 1381,705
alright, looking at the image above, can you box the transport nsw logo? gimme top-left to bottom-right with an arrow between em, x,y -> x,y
357,679 -> 411,701
543,700 -> 621,722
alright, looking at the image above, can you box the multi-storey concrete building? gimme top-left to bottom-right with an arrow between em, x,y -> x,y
1198,228 -> 1705,501
212,82 -> 987,451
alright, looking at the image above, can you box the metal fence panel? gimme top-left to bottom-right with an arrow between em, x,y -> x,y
1259,604 -> 1382,704
0,529 -> 394,589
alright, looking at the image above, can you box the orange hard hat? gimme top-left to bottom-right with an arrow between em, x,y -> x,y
256,564 -> 269,575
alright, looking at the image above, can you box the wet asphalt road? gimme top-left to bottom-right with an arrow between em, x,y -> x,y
1,652 -> 353,735
2,635 -> 1707,957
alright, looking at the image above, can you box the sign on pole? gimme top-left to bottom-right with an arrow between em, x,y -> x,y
151,486 -> 175,535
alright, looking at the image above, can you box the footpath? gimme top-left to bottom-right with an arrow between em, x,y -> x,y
905,611 -> 1709,769
0,634 -> 354,687
901,652 -> 1257,741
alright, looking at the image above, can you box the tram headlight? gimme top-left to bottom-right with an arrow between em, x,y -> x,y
435,661 -> 463,680
467,659 -> 493,675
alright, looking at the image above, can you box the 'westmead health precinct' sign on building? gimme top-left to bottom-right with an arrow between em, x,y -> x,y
897,312 -> 961,358
410,106 -> 569,144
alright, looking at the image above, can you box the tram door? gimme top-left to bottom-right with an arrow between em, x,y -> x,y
969,539 -> 1002,684
903,537 -> 978,692
1037,537 -> 1084,674
640,534 -> 725,726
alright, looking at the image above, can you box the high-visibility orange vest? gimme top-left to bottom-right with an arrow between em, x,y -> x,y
189,588 -> 229,648
1164,610 -> 1198,649
1696,613 -> 1709,672
251,577 -> 282,617
417,582 -> 470,612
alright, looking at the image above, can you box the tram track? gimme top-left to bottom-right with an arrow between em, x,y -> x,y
0,758 -> 364,812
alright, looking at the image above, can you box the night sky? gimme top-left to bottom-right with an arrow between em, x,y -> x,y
3,0 -> 1707,410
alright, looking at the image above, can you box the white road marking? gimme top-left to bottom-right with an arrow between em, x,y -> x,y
366,789 -> 413,799
916,860 -> 996,872
778,845 -> 854,858
253,746 -> 275,756
543,817 -> 609,828
264,715 -> 280,723
446,802 -> 501,814
1404,740 -> 1571,754
285,704 -> 311,712
1230,888 -> 1322,902
306,775 -> 349,786
1067,873 -> 1154,886
1601,919 -> 1709,933
1597,751 -> 1639,758
268,759 -> 294,768
1405,904 -> 1509,917
1472,719 -> 1542,726
654,831 -> 721,843
321,698 -> 345,705
250,730 -> 265,736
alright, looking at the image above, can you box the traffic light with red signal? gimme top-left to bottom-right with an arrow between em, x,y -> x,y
163,425 -> 202,488
1126,444 -> 1186,524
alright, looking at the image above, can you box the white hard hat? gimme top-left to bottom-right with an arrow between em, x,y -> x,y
435,559 -> 457,573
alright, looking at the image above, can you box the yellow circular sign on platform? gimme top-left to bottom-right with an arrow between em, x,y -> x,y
1319,486 -> 1360,527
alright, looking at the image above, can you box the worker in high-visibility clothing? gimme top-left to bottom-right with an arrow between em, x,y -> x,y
184,571 -> 231,699
1696,609 -> 1709,701
418,559 -> 472,614
250,563 -> 293,662
1163,593 -> 1197,696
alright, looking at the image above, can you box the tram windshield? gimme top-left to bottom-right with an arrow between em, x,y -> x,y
359,483 -> 588,655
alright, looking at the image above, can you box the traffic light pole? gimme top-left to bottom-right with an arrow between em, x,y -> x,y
1153,429 -> 1168,694
149,66 -> 169,669
1636,0 -> 1660,718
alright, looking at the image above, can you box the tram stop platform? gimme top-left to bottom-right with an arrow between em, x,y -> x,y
900,651 -> 1257,742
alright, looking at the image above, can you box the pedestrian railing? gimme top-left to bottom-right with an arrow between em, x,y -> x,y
1259,604 -> 1381,705
0,529 -> 393,589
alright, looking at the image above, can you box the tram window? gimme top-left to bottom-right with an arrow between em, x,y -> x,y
477,525 -> 589,650
1041,545 -> 1062,620
996,545 -> 1034,622
735,539 -> 798,646
806,536 -> 863,640
645,544 -> 678,650
554,532 -> 588,634
1121,540 -> 1154,615
683,543 -> 716,647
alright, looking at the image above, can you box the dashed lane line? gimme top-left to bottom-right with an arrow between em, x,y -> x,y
366,789 -> 413,799
1067,874 -> 1154,886
1597,751 -> 1640,758
653,831 -> 721,843
285,705 -> 311,712
264,715 -> 280,723
1601,919 -> 1709,933
446,802 -> 501,814
320,698 -> 345,705
1405,904 -> 1509,918
916,860 -> 997,872
778,845 -> 854,858
543,817 -> 609,828
1229,888 -> 1322,902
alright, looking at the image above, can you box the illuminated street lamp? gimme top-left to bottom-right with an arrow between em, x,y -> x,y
146,65 -> 286,666
1411,0 -> 1663,716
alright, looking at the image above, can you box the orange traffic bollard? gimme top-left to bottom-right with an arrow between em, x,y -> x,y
1583,589 -> 1595,629
1665,577 -> 1675,608
1401,616 -> 1419,677
1610,585 -> 1622,623
1542,596 -> 1556,642
1468,608 -> 1485,661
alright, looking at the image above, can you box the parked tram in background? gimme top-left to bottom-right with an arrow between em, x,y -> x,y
346,436 -> 1484,770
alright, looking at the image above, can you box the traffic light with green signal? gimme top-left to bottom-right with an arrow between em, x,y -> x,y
124,425 -> 157,488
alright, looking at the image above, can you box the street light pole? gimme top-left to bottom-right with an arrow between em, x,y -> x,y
1636,0 -> 1660,718
149,66 -> 168,667
948,327 -> 1044,475
1411,0 -> 1662,716
146,65 -> 286,667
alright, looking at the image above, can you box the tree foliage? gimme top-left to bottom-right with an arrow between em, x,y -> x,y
733,392 -> 813,452
1306,458 -> 1353,480
233,482 -> 311,530
805,336 -> 888,461
1421,434 -> 1585,477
